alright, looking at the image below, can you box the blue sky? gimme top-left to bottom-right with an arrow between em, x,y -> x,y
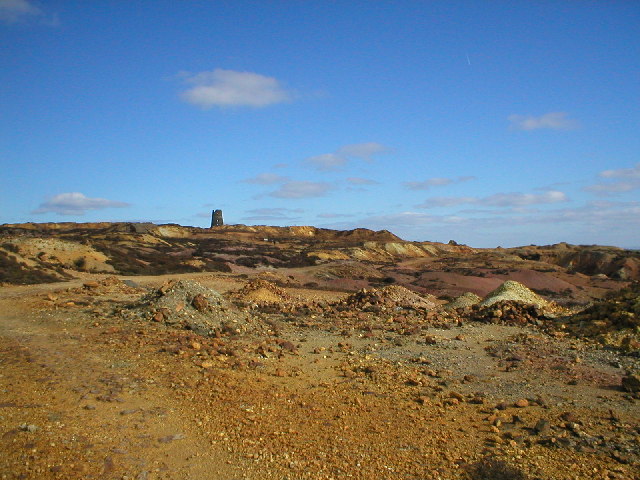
1,1 -> 639,248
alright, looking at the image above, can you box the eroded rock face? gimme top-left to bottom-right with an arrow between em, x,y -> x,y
512,244 -> 640,281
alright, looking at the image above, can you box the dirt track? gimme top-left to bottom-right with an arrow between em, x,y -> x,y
1,274 -> 638,479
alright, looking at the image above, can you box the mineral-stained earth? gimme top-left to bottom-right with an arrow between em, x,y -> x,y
0,222 -> 638,479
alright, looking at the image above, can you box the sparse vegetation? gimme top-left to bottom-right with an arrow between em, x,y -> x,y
0,250 -> 64,284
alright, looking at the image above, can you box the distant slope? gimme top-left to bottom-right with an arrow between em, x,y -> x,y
1,223 -> 638,304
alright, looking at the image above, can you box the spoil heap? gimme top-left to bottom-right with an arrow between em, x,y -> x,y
479,280 -> 548,308
469,281 -> 554,325
562,282 -> 640,350
135,279 -> 253,336
469,301 -> 548,326
75,276 -> 143,296
231,279 -> 293,306
338,285 -> 437,312
444,292 -> 482,310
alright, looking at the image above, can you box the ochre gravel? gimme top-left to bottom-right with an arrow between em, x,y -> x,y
0,274 -> 638,480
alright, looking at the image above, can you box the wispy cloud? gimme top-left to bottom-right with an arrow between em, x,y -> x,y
337,142 -> 391,161
404,176 -> 475,191
599,163 -> 640,179
32,192 -> 130,216
584,163 -> 640,196
0,0 -> 57,25
305,142 -> 391,171
0,0 -> 39,22
243,207 -> 304,222
346,177 -> 378,185
508,112 -> 578,131
418,190 -> 568,209
305,153 -> 347,171
317,212 -> 355,219
179,69 -> 292,109
242,172 -> 289,185
268,181 -> 332,199
359,211 -> 438,227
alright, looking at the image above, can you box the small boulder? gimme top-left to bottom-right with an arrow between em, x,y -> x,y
621,373 -> 640,393
191,294 -> 209,312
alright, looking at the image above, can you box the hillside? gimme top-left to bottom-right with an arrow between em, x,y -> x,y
1,222 -> 637,306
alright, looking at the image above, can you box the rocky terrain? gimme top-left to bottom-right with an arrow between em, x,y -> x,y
0,222 -> 638,479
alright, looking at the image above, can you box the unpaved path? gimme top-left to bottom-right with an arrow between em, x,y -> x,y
0,284 -> 243,479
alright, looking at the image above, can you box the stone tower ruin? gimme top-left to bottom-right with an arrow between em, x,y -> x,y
211,209 -> 224,228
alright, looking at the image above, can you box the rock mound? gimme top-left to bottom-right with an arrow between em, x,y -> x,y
232,279 -> 292,305
136,279 -> 252,336
571,282 -> 639,330
469,300 -> 548,325
79,276 -> 143,294
562,283 -> 640,349
340,285 -> 437,312
445,292 -> 482,310
480,280 -> 548,308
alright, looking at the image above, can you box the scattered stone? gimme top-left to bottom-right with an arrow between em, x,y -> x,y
158,434 -> 185,443
621,374 -> 640,393
191,294 -> 209,312
449,391 -> 464,402
514,399 -> 529,408
534,418 -> 551,434
19,424 -> 37,433
560,412 -> 578,423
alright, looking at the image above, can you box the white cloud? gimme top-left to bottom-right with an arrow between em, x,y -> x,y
417,196 -> 478,208
346,177 -> 378,185
179,69 -> 292,109
599,163 -> 640,179
304,142 -> 391,171
508,112 -> 578,131
482,190 -> 567,207
305,153 -> 347,171
32,192 -> 130,216
320,198 -> 640,247
0,0 -> 40,23
418,190 -> 568,209
404,176 -> 475,190
584,163 -> 640,196
584,182 -> 639,195
268,181 -> 332,199
243,172 -> 289,185
337,142 -> 390,161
